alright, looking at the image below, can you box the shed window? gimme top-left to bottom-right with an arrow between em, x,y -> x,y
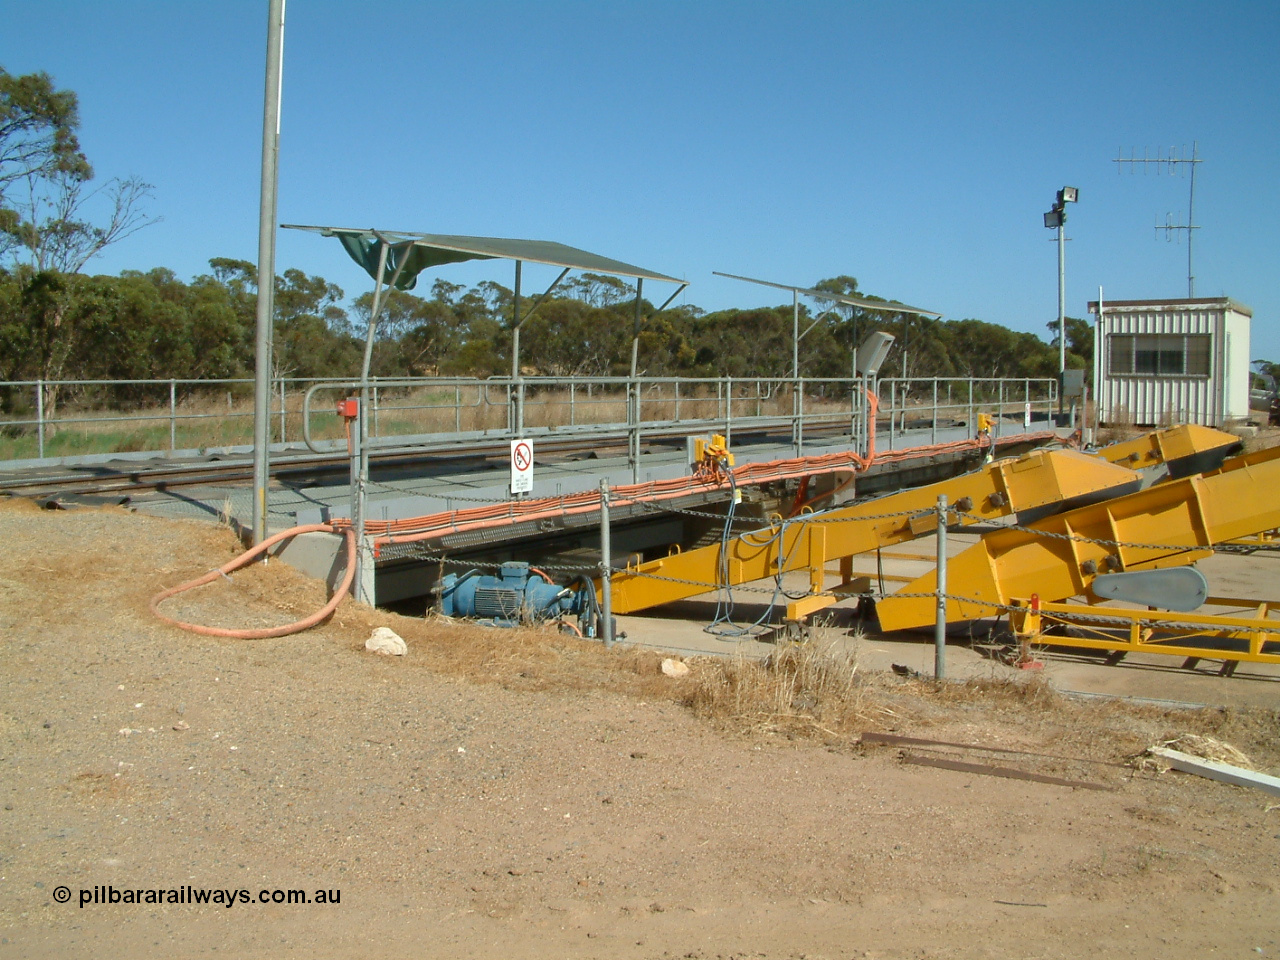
1108,334 -> 1211,377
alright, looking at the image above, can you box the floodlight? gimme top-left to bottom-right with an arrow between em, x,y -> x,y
1044,209 -> 1063,229
855,331 -> 896,377
1061,186 -> 1079,204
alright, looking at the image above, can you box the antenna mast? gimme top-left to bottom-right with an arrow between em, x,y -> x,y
1113,141 -> 1202,297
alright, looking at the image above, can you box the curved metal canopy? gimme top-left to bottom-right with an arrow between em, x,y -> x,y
714,270 -> 941,318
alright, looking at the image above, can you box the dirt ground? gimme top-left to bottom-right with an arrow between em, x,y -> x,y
1,499 -> 1278,960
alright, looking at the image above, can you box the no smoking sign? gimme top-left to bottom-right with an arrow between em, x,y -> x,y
510,439 -> 534,494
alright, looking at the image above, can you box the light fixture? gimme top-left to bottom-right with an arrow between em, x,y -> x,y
855,331 -> 896,377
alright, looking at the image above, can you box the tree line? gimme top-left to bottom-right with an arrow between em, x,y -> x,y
1,65 -> 1091,418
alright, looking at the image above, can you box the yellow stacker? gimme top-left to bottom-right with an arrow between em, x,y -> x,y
606,445 -> 1142,620
876,442 -> 1280,669
601,426 -> 1279,669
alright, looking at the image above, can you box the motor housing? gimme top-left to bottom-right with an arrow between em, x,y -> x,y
440,562 -> 580,626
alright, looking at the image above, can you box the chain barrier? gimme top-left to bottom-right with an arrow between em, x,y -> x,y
366,478 -> 516,504
1032,607 -> 1279,636
950,509 -> 1260,555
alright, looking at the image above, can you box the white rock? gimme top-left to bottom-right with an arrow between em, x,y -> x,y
660,658 -> 690,678
366,627 -> 407,656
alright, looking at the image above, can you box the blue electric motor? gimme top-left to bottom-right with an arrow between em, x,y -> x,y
440,562 -> 584,626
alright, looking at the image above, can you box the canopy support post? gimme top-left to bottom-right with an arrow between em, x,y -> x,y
628,278 -> 645,482
511,260 -> 523,435
351,239 -> 409,606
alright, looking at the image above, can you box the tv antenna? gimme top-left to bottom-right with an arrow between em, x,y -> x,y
1113,141 -> 1202,296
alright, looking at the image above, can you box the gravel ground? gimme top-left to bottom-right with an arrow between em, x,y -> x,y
1,499 -> 1278,959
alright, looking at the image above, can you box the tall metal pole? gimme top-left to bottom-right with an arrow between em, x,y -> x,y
1057,220 -> 1066,384
511,260 -> 523,435
1113,145 -> 1200,298
252,0 -> 285,546
1187,142 -> 1197,297
1094,286 -> 1104,436
792,289 -> 801,457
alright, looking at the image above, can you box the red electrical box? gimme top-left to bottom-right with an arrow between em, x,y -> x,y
335,398 -> 359,418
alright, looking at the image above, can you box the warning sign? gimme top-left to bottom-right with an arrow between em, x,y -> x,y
510,439 -> 534,494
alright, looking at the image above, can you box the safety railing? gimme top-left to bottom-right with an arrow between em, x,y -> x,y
0,374 -> 1058,467
876,377 -> 1059,450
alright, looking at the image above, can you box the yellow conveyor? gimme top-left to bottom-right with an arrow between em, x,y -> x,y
1092,423 -> 1240,477
876,442 -> 1280,633
605,446 -> 1141,619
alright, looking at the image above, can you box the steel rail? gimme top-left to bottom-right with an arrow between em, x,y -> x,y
0,417 -> 894,498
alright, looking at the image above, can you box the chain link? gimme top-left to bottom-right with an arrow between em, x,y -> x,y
950,509 -> 1262,555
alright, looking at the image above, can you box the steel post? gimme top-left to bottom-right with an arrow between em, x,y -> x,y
889,381 -> 896,450
629,379 -> 640,484
511,260 -> 523,436
792,290 -> 801,457
252,0 -> 285,547
968,378 -> 974,438
36,380 -> 44,459
935,492 -> 948,680
850,348 -> 859,450
1057,219 -> 1066,420
168,379 -> 177,452
600,478 -> 614,648
931,379 -> 938,444
724,376 -> 733,448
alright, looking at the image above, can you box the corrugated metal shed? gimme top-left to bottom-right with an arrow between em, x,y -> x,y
1086,297 -> 1252,427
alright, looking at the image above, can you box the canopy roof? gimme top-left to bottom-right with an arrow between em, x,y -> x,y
714,270 -> 941,318
283,224 -> 683,292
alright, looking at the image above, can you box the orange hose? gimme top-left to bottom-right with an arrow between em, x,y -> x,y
150,524 -> 357,639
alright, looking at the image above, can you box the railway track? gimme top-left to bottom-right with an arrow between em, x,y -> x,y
0,435 -> 628,498
0,417 -> 859,499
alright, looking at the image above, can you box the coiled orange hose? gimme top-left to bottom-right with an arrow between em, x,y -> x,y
150,524 -> 357,639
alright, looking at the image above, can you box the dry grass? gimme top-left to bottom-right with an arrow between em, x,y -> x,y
687,634 -> 870,738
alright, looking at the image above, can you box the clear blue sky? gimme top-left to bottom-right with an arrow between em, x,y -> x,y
5,1 -> 1279,359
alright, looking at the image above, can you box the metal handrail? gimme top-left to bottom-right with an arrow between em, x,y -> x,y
1,374 -> 1059,464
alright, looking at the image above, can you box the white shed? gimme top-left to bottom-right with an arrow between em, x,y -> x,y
1086,297 -> 1252,427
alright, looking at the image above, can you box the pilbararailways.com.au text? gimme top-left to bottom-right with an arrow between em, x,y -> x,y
74,885 -> 340,908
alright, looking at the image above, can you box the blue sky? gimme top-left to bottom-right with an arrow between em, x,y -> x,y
5,1 -> 1279,358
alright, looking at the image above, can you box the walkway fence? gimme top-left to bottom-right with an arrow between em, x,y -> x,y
0,375 -> 1058,466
